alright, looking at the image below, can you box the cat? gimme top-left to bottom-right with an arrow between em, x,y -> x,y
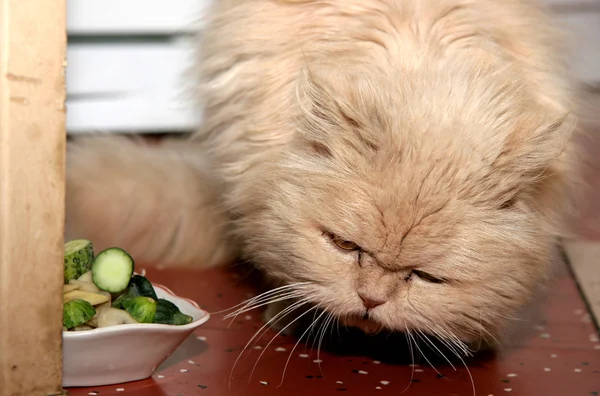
66,0 -> 580,353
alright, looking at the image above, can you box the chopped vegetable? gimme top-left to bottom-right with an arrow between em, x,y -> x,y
97,307 -> 139,327
63,299 -> 96,329
77,270 -> 93,283
91,247 -> 135,293
61,239 -> 195,331
155,299 -> 193,325
130,275 -> 158,300
64,239 -> 94,283
63,284 -> 80,294
170,312 -> 194,325
111,292 -> 130,310
122,296 -> 157,323
73,324 -> 95,331
68,279 -> 101,294
63,289 -> 110,306
111,274 -> 156,309
87,297 -> 111,328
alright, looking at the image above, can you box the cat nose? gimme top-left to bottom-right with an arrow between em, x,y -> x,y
358,293 -> 386,310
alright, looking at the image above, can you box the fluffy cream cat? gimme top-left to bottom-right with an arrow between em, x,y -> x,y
66,0 -> 579,351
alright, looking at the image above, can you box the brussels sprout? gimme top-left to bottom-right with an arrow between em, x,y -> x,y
122,296 -> 157,323
63,299 -> 96,329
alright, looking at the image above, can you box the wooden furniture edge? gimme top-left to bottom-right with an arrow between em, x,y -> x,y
0,0 -> 67,394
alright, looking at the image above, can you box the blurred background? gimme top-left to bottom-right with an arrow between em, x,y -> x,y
65,0 -> 600,136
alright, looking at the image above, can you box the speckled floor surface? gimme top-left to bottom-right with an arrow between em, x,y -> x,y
64,252 -> 600,396
63,118 -> 600,396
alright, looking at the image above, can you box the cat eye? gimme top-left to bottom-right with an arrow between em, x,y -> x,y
327,232 -> 361,252
407,270 -> 445,284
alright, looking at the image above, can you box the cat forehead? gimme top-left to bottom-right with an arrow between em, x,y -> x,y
298,58 -> 533,164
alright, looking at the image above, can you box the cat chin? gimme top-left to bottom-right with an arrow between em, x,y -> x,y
339,315 -> 386,335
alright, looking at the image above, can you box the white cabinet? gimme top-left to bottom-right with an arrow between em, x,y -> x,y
65,0 -> 600,134
66,39 -> 200,133
67,0 -> 207,34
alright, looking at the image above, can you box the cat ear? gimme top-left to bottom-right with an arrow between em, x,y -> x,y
493,111 -> 575,180
293,68 -> 381,158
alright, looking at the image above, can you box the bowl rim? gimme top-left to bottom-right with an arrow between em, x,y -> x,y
63,282 -> 210,338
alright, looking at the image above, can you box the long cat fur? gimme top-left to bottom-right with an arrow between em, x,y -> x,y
66,0 -> 580,349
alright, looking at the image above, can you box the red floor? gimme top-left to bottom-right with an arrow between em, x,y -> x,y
572,125 -> 600,242
64,124 -> 600,395
64,254 -> 600,396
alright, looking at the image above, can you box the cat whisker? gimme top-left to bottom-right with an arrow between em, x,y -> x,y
406,297 -> 472,359
278,309 -> 329,387
425,325 -> 469,360
415,329 -> 456,370
470,315 -> 501,350
302,306 -> 322,355
401,325 -> 416,394
228,297 -> 311,390
453,344 -> 477,396
249,304 -> 321,383
407,330 -> 444,377
433,325 -> 472,357
446,338 -> 477,396
248,297 -> 312,351
423,327 -> 477,396
224,290 -> 307,324
435,333 -> 465,362
220,282 -> 311,317
307,309 -> 328,355
210,282 -> 304,315
315,311 -> 335,375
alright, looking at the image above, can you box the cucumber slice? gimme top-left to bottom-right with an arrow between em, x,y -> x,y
63,299 -> 96,329
155,298 -> 193,325
91,247 -> 135,293
64,239 -> 94,284
122,296 -> 157,323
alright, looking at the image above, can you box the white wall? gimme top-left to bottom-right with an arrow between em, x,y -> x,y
65,0 -> 600,134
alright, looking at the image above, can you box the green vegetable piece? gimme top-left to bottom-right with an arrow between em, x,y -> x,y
111,291 -> 131,310
122,296 -> 157,323
91,247 -> 135,293
64,239 -> 94,284
130,275 -> 158,300
170,311 -> 194,325
63,299 -> 96,329
155,298 -> 193,325
111,275 -> 156,309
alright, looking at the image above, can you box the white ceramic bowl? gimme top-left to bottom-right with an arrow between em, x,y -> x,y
62,283 -> 210,387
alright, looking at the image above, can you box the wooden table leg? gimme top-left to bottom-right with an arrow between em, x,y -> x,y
0,0 -> 67,394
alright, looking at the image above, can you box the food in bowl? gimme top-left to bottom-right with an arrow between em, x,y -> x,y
62,239 -> 193,331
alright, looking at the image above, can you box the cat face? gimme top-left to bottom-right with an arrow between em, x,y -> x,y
239,66 -> 574,348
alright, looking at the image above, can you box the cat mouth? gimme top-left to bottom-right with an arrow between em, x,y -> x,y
340,314 -> 384,335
